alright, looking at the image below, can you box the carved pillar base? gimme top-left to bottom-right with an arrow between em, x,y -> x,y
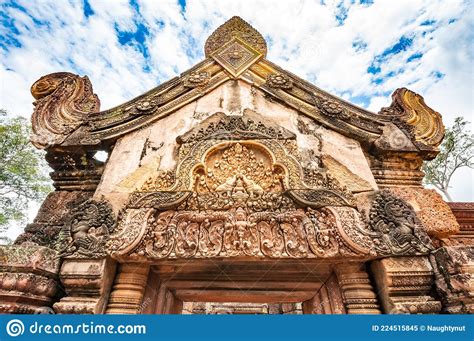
303,274 -> 345,314
371,256 -> 441,314
53,258 -> 116,314
431,246 -> 474,314
0,245 -> 61,314
105,263 -> 150,314
334,263 -> 381,314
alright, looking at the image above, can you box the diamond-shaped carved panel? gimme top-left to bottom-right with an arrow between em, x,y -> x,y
211,38 -> 262,77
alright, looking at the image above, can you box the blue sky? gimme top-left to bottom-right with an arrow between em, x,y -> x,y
0,0 -> 473,201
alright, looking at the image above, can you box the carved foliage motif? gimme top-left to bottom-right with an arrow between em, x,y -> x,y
115,206 -> 374,260
368,191 -> 434,255
178,111 -> 295,142
194,142 -> 283,193
0,245 -> 61,314
60,199 -> 116,258
30,72 -> 100,148
204,16 -> 267,57
107,112 -> 370,260
108,113 -> 435,261
135,138 -> 353,210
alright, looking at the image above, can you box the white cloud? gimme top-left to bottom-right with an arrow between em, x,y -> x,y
0,0 -> 472,212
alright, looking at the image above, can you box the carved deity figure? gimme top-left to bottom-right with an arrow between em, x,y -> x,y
60,199 -> 115,258
369,191 -> 433,254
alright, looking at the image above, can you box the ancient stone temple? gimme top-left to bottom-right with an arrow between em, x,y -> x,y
1,17 -> 472,315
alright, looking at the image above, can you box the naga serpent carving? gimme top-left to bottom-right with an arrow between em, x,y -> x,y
30,72 -> 100,148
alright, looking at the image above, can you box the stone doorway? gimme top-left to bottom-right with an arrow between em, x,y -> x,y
182,302 -> 303,314
129,260 -> 354,314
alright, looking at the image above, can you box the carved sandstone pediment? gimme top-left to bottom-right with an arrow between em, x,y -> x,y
28,17 -> 445,162
105,113 -> 433,261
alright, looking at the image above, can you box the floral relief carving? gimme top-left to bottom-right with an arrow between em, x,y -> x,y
317,99 -> 350,120
266,73 -> 293,89
141,170 -> 175,191
106,112 -> 435,262
106,111 -> 369,260
128,206 -> 369,259
183,71 -> 210,88
135,99 -> 158,112
204,16 -> 267,57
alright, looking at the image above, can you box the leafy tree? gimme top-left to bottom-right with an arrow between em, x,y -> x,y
423,117 -> 473,201
0,109 -> 52,243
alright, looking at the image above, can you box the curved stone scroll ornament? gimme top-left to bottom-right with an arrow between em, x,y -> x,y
59,199 -> 115,258
368,191 -> 434,255
30,72 -> 100,148
378,88 -> 444,148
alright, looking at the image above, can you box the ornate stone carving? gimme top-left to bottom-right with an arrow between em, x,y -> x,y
382,187 -> 460,239
135,111 -> 354,212
112,206 -> 377,260
105,264 -> 150,314
141,170 -> 175,191
30,72 -> 100,148
430,246 -> 474,314
266,73 -> 292,89
316,99 -> 350,120
204,16 -> 267,57
15,191 -> 95,251
335,263 -> 381,314
445,202 -> 474,246
183,71 -> 210,88
212,38 -> 262,77
54,258 -> 117,314
106,112 -> 416,262
135,99 -> 158,113
303,274 -> 345,314
0,245 -> 61,314
368,191 -> 434,255
368,153 -> 426,188
378,87 -> 445,148
177,111 -> 295,142
60,199 -> 116,258
371,256 -> 442,314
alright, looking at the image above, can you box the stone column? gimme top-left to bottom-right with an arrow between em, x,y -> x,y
53,258 -> 116,314
105,263 -> 150,314
431,246 -> 474,314
371,256 -> 441,314
303,274 -> 345,314
334,263 -> 381,314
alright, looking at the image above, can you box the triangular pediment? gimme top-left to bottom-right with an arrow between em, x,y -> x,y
30,16 -> 444,158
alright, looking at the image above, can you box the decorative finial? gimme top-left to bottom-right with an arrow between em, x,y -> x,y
204,16 -> 267,57
378,88 -> 445,148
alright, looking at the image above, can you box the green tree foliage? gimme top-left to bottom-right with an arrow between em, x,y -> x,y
423,117 -> 473,201
0,109 -> 52,240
